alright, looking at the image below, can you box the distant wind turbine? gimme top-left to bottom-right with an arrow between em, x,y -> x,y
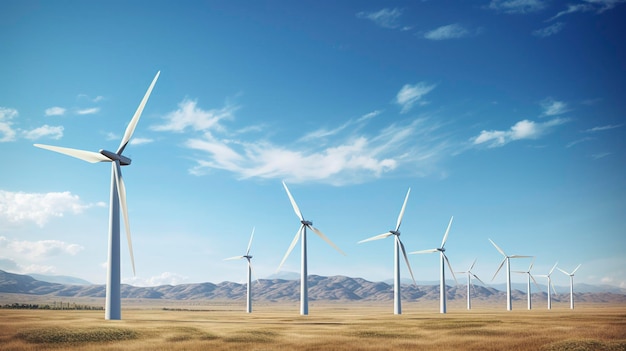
224,227 -> 257,313
34,71 -> 160,320
277,182 -> 346,315
456,258 -> 485,310
536,262 -> 558,310
558,264 -> 581,310
358,188 -> 416,315
489,238 -> 532,311
410,216 -> 457,314
513,258 -> 540,310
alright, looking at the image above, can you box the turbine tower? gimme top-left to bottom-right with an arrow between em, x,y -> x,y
358,188 -> 416,315
277,182 -> 346,315
410,216 -> 457,314
224,227 -> 257,313
536,262 -> 558,310
456,258 -> 485,310
34,71 -> 160,320
489,238 -> 531,311
558,264 -> 581,310
513,258 -> 540,310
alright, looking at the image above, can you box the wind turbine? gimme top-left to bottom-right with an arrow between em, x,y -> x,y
558,264 -> 581,309
277,181 -> 346,315
489,238 -> 532,311
536,262 -> 558,310
456,258 -> 485,310
224,227 -> 257,313
513,258 -> 540,310
410,216 -> 457,314
34,71 -> 160,320
358,188 -> 416,315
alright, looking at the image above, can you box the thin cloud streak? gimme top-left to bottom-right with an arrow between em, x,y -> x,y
22,125 -> 64,140
471,118 -> 569,148
356,8 -> 403,29
585,124 -> 623,132
533,22 -> 565,37
396,83 -> 436,113
424,24 -> 471,40
488,0 -> 548,14
45,107 -> 66,116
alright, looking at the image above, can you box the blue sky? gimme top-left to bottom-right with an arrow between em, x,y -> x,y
1,0 -> 624,290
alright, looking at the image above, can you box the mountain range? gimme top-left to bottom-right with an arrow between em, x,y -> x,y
1,270 -> 625,304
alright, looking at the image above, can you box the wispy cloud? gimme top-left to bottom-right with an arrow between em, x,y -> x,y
566,137 -> 594,148
0,107 -> 18,142
396,82 -> 436,113
547,0 -> 625,21
129,137 -> 153,145
76,107 -> 100,115
151,99 -> 237,133
123,271 -> 189,287
78,94 -> 105,103
541,98 -> 569,116
0,236 -> 83,259
592,152 -> 611,159
488,0 -> 548,13
585,124 -> 623,132
533,22 -> 565,37
424,24 -> 471,40
356,8 -> 403,29
471,118 -> 568,147
45,107 -> 66,116
0,190 -> 105,227
22,125 -> 64,140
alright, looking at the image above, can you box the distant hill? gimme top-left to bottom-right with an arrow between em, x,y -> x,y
1,270 -> 625,304
29,274 -> 92,286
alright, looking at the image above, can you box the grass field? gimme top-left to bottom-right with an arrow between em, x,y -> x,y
1,300 -> 625,351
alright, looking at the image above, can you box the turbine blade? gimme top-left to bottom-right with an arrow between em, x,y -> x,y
409,248 -> 438,254
277,225 -> 302,272
395,188 -> 411,232
117,71 -> 160,155
246,227 -> 255,256
444,253 -> 458,285
488,238 -> 506,257
492,257 -> 506,281
224,256 -> 245,261
441,216 -> 453,248
550,281 -> 557,295
282,181 -> 304,221
310,225 -> 346,256
548,262 -> 558,275
34,144 -> 110,163
113,162 -> 135,276
398,237 -> 416,286
249,260 -> 261,285
473,274 -> 486,286
530,273 -> 541,291
358,232 -> 393,244
509,255 -> 532,259
469,258 -> 477,271
572,264 -> 582,275
557,267 -> 570,276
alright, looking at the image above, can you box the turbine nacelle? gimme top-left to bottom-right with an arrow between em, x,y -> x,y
301,220 -> 313,226
390,230 -> 400,236
99,149 -> 132,166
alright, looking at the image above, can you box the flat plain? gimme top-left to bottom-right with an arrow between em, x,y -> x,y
1,299 -> 625,351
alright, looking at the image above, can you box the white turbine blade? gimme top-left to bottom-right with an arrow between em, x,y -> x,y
548,262 -> 558,275
277,225 -> 303,272
557,267 -> 570,276
512,270 -> 526,274
358,232 -> 393,244
34,144 -> 110,163
409,248 -> 438,254
550,281 -> 557,295
472,273 -> 486,286
395,188 -> 411,232
443,253 -> 458,285
224,255 -> 244,261
441,216 -> 454,248
510,255 -> 532,259
530,273 -> 541,291
572,264 -> 582,275
113,162 -> 135,276
249,261 -> 261,285
469,258 -> 477,271
488,238 -> 506,257
398,237 -> 416,286
310,225 -> 346,256
282,181 -> 304,221
492,257 -> 506,281
246,227 -> 255,256
117,71 -> 160,154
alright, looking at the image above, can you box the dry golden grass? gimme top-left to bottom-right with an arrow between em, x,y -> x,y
1,300 -> 625,351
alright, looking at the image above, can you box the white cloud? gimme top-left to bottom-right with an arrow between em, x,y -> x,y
0,107 -> 18,142
585,124 -> 623,132
0,190 -> 105,227
488,0 -> 548,13
151,99 -> 237,133
584,0 -> 626,13
129,137 -> 153,145
547,0 -> 624,21
123,272 -> 189,287
541,98 -> 569,116
424,24 -> 470,40
45,107 -> 66,116
396,83 -> 436,113
78,94 -> 105,103
592,152 -> 611,159
76,107 -> 100,115
547,4 -> 593,21
356,8 -> 403,29
566,137 -> 593,148
22,125 -> 64,140
0,236 -> 83,259
533,22 -> 565,37
471,118 -> 568,147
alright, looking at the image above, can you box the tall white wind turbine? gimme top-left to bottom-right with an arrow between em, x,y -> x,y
489,238 -> 531,311
558,264 -> 581,310
358,188 -> 416,315
536,262 -> 558,310
513,258 -> 540,310
34,71 -> 160,320
277,182 -> 346,315
456,258 -> 485,310
410,216 -> 457,314
224,227 -> 257,313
